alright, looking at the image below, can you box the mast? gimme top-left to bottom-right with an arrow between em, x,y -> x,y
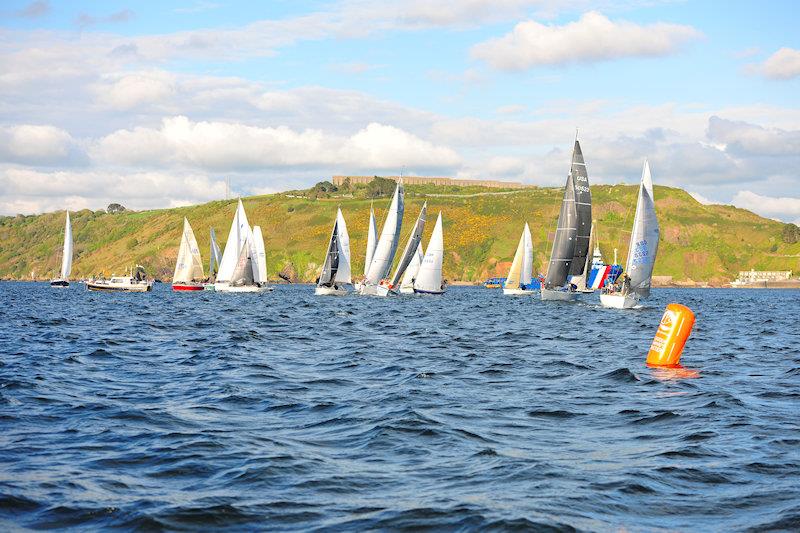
60,211 -> 72,280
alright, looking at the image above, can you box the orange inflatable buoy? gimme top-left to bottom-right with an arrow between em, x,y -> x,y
647,304 -> 695,367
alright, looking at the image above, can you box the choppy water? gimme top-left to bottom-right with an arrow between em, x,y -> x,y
0,283 -> 798,531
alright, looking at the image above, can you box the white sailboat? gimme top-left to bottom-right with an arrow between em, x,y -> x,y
376,202 -> 427,296
50,211 -> 72,287
413,212 -> 445,295
359,183 -> 405,295
399,242 -> 423,294
353,206 -> 378,292
172,218 -> 205,291
214,199 -> 250,291
503,223 -> 535,295
316,208 -> 352,295
542,139 -> 591,301
600,160 -> 659,309
215,199 -> 268,292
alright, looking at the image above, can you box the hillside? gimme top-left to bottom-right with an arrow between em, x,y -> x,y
1,185 -> 799,284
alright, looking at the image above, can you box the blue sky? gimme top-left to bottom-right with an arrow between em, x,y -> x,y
1,0 -> 798,223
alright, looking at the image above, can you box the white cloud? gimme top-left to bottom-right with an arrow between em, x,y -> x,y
707,115 -> 800,156
732,191 -> 800,225
471,11 -> 701,70
94,71 -> 177,110
93,116 -> 461,172
0,125 -> 78,165
756,47 -> 800,80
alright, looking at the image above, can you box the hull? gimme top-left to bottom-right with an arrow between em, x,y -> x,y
203,283 -> 216,291
399,286 -> 414,294
413,288 -> 445,295
215,283 -> 267,293
374,284 -> 398,297
50,279 -> 69,288
600,292 -> 639,309
358,283 -> 379,296
315,285 -> 348,296
502,288 -> 536,296
172,283 -> 204,291
540,287 -> 578,301
86,282 -> 151,292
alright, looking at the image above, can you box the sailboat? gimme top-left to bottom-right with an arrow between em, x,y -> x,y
376,202 -> 427,296
205,228 -> 222,290
359,182 -> 405,295
600,160 -> 659,309
316,208 -> 352,295
541,139 -> 592,301
413,212 -> 445,295
503,223 -> 535,295
399,242 -> 423,294
353,205 -> 378,292
215,199 -> 269,292
172,218 -> 205,291
50,211 -> 72,288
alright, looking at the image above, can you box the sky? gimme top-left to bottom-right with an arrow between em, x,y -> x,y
1,0 -> 799,223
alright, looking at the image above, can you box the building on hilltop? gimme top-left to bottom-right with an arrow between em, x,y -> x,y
731,270 -> 793,286
332,175 -> 530,189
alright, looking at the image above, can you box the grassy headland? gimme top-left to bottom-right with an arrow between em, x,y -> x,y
1,183 -> 798,284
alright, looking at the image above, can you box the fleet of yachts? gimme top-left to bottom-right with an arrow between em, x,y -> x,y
46,139 -> 659,309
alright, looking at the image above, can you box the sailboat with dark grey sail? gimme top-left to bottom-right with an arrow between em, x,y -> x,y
541,139 -> 592,301
600,160 -> 659,309
376,202 -> 427,296
316,208 -> 352,295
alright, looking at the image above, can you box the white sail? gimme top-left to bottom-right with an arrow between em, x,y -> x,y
505,230 -> 525,290
173,218 -> 204,282
217,199 -> 251,282
522,222 -> 533,286
230,235 -> 255,286
625,160 -> 659,297
400,242 -> 424,291
209,228 -> 222,276
365,183 -> 404,285
364,207 -> 378,276
251,225 -> 267,284
334,208 -> 351,284
60,211 -> 73,279
414,212 -> 444,293
389,202 -> 427,287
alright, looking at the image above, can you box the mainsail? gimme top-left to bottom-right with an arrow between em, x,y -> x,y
365,183 -> 404,285
318,219 -> 340,287
230,236 -> 255,286
414,212 -> 444,293
625,160 -> 659,297
364,207 -> 378,276
505,227 -> 526,291
251,226 -> 267,284
544,173 -> 577,288
60,211 -> 72,280
400,242 -> 424,291
209,228 -> 222,276
217,199 -> 250,283
389,202 -> 427,287
568,140 -> 592,276
334,208 -> 351,284
173,218 -> 204,283
522,222 -> 533,286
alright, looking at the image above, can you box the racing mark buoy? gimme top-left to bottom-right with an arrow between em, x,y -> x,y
647,303 -> 695,367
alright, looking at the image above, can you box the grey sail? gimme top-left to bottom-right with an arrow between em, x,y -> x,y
318,220 -> 340,287
568,140 -> 592,276
625,160 -> 659,298
389,202 -> 427,287
544,173 -> 577,288
230,238 -> 255,286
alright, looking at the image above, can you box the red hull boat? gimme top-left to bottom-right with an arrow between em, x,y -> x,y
172,283 -> 204,291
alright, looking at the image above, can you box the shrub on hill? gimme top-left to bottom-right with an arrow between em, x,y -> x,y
782,223 -> 800,244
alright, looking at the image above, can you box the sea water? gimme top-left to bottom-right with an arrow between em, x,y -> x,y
0,283 -> 798,531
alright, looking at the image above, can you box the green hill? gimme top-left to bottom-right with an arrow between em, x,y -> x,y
1,184 -> 798,284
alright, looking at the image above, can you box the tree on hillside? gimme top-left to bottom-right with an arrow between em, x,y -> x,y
782,223 -> 800,244
107,203 -> 127,214
367,176 -> 396,198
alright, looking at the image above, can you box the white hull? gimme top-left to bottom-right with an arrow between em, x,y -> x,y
600,292 -> 639,309
502,288 -> 536,296
399,286 -> 414,294
86,281 -> 152,292
315,285 -> 348,296
215,282 -> 268,293
358,283 -> 379,296
540,288 -> 578,301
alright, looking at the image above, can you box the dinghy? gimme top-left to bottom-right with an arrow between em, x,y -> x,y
172,218 -> 205,291
316,208 -> 352,295
399,242 -> 423,294
542,139 -> 591,301
376,202 -> 427,296
50,211 -> 72,288
359,183 -> 404,295
413,212 -> 445,295
503,223 -> 535,295
600,160 -> 659,309
353,206 -> 378,292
